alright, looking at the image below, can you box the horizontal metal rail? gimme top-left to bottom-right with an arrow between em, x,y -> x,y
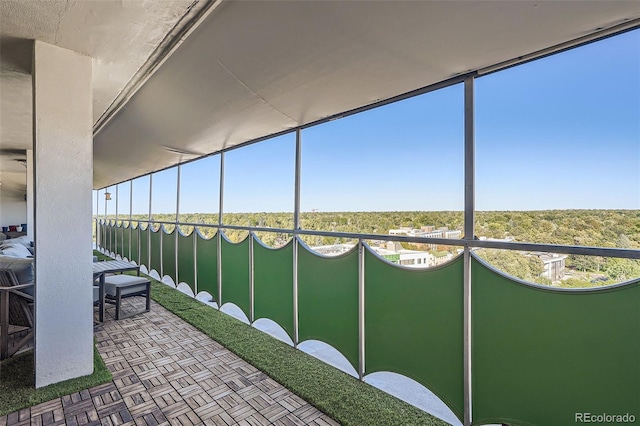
97,218 -> 640,260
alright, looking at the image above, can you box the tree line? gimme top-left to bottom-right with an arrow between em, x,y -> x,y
96,209 -> 640,286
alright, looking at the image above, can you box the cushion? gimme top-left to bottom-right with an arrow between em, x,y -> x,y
0,255 -> 34,284
0,244 -> 32,258
104,275 -> 149,297
10,236 -> 32,247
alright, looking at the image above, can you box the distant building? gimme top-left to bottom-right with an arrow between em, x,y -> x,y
536,253 -> 567,282
388,226 -> 461,250
309,241 -> 439,268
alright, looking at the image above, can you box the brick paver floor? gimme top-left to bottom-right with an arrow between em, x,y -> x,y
1,298 -> 340,426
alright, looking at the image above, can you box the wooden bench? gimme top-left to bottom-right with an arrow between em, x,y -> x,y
103,275 -> 151,320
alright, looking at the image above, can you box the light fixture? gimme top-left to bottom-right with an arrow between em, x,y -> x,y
105,191 -> 111,200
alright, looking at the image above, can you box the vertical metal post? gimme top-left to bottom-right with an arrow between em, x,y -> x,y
115,185 -> 119,256
293,238 -> 299,347
95,190 -> 99,249
193,226 -> 198,294
294,128 -> 302,230
358,238 -> 365,380
148,175 -> 153,269
249,232 -> 255,323
217,152 -> 224,308
463,76 -> 475,426
293,129 -> 302,347
176,165 -> 181,285
129,180 -> 133,260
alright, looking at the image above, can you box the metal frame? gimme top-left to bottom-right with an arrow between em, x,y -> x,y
176,165 -> 181,284
358,238 -> 365,380
217,152 -> 225,307
293,129 -> 302,347
463,76 -> 475,426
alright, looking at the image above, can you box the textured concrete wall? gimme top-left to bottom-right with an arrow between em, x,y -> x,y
26,149 -> 34,240
33,41 -> 93,388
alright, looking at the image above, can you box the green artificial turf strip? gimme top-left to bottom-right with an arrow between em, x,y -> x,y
0,344 -> 112,416
93,250 -> 450,425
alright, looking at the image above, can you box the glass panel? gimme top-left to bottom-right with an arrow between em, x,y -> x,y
151,168 -> 178,227
300,84 -> 464,253
476,30 -> 640,248
223,133 -> 295,244
116,182 -> 131,225
179,155 -> 220,231
132,175 -> 150,225
476,31 -> 640,283
105,185 -> 116,221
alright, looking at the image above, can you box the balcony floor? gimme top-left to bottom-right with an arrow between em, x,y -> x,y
0,299 -> 339,426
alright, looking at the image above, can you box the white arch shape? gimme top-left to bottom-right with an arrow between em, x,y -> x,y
297,339 -> 358,378
365,371 -> 463,426
195,291 -> 219,309
220,302 -> 250,324
252,318 -> 294,346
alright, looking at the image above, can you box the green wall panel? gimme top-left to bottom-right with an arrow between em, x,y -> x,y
365,251 -> 464,421
115,225 -> 124,258
139,227 -> 150,271
178,231 -> 196,292
149,228 -> 162,274
221,234 -> 250,318
472,255 -> 640,426
130,226 -> 140,264
298,243 -> 358,370
162,227 -> 176,280
122,225 -> 131,260
254,239 -> 294,339
106,224 -> 113,253
98,223 -> 103,250
196,231 -> 218,300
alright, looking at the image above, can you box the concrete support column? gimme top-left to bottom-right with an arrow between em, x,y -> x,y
33,41 -> 93,388
26,149 -> 34,241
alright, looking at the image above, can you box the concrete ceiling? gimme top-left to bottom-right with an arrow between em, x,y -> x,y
0,1 -> 639,191
0,0 -> 211,196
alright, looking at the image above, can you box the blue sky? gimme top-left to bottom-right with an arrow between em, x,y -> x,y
96,29 -> 639,215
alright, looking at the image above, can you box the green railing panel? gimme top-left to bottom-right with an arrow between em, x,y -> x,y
472,255 -> 640,426
122,225 -> 131,260
106,224 -> 113,253
220,234 -> 250,318
177,231 -> 196,292
254,239 -> 294,339
365,251 -> 464,421
115,225 -> 124,258
298,243 -> 358,370
196,231 -> 218,300
139,227 -> 150,271
162,227 -> 176,280
130,226 -> 139,264
149,228 -> 162,274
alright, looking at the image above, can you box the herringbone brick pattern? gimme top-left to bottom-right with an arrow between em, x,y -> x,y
0,299 -> 340,426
